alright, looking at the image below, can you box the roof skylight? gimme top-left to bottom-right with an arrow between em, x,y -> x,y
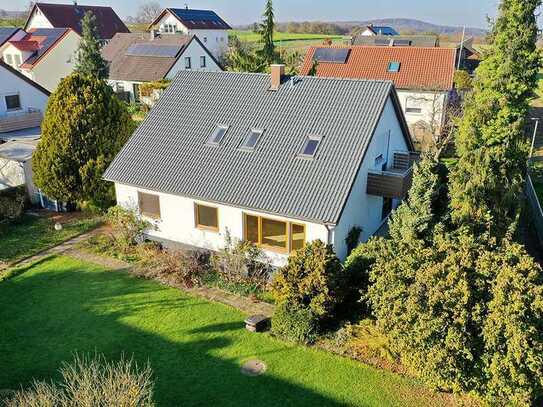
387,61 -> 401,72
207,125 -> 229,145
240,128 -> 263,150
299,135 -> 322,158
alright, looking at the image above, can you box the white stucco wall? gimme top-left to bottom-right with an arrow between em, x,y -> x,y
25,8 -> 54,30
155,13 -> 229,58
333,96 -> 410,260
397,89 -> 448,135
165,39 -> 222,78
114,184 -> 329,267
0,64 -> 49,116
24,30 -> 80,92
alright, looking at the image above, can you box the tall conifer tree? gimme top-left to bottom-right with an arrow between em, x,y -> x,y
449,0 -> 542,238
75,11 -> 109,80
260,0 -> 276,64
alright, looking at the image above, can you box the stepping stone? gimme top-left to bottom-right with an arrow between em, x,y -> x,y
241,359 -> 266,376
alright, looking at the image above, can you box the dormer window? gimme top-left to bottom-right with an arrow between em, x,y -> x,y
207,125 -> 229,145
299,135 -> 322,158
387,61 -> 401,72
240,129 -> 263,150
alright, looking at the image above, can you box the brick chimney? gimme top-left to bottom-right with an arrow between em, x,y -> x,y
270,64 -> 285,91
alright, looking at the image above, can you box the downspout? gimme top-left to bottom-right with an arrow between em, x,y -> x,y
324,223 -> 336,247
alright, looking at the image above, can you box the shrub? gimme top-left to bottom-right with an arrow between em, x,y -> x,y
271,240 -> 344,320
0,187 -> 25,222
6,354 -> 154,406
271,303 -> 318,344
211,230 -> 271,291
106,205 -> 150,249
138,249 -> 209,288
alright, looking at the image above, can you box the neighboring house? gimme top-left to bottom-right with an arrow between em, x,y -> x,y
0,140 -> 39,203
24,2 -> 129,41
0,28 -> 80,92
353,34 -> 439,47
360,25 -> 399,36
0,27 -> 22,48
149,7 -> 231,59
104,67 -> 417,265
301,46 -> 456,148
0,60 -> 50,205
455,37 -> 481,75
0,60 -> 49,137
102,32 -> 223,104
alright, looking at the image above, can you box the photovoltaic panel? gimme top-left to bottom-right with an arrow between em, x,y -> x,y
392,39 -> 412,46
126,44 -> 182,58
375,38 -> 392,46
313,48 -> 350,64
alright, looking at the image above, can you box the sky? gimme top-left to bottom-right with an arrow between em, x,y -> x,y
3,0 -> 505,29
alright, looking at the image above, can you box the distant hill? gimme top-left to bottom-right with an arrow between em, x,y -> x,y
237,18 -> 487,38
0,9 -> 25,19
338,18 -> 487,37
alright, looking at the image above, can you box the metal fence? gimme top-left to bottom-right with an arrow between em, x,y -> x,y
526,173 -> 543,246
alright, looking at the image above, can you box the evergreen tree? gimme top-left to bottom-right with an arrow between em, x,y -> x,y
259,0 -> 276,64
75,11 -> 109,80
33,73 -> 133,209
449,0 -> 542,239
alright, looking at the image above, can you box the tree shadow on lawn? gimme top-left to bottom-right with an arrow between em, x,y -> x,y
0,258 -> 377,407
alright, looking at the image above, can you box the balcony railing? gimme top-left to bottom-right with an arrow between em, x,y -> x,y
366,152 -> 417,198
0,108 -> 43,133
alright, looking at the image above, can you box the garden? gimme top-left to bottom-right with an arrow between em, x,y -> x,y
0,255 -> 452,407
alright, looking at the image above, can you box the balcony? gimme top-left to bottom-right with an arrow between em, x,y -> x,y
366,152 -> 418,198
0,109 -> 43,133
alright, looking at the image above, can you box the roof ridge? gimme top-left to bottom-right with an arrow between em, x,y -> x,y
175,69 -> 396,85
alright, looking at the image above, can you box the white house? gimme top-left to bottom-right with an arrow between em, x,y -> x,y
0,60 -> 50,204
0,28 -> 80,92
149,7 -> 231,59
301,46 -> 457,150
104,67 -> 416,266
360,25 -> 399,36
102,32 -> 223,104
24,2 -> 129,41
0,60 -> 49,135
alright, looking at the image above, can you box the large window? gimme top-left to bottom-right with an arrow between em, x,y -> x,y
5,94 -> 21,111
138,192 -> 161,219
195,203 -> 219,231
244,213 -> 305,253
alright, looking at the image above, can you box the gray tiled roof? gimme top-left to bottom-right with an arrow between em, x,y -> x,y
104,70 -> 407,224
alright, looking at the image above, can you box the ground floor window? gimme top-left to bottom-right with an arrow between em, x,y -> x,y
138,191 -> 161,219
244,213 -> 305,253
195,203 -> 219,231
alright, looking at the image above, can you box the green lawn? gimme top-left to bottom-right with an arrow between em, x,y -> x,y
0,256 -> 452,406
231,30 -> 346,44
0,215 -> 100,264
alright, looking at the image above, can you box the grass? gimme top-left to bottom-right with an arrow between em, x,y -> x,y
0,255 -> 454,407
0,214 -> 100,264
231,30 -> 345,44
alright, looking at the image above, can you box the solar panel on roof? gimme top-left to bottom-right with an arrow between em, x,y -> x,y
126,43 -> 182,58
375,38 -> 391,46
392,39 -> 412,46
313,48 -> 350,64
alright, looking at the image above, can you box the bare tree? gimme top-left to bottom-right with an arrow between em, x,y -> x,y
135,1 -> 162,24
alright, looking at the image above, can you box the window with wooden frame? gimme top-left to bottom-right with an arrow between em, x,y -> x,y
195,203 -> 219,231
244,213 -> 306,253
138,192 -> 161,219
